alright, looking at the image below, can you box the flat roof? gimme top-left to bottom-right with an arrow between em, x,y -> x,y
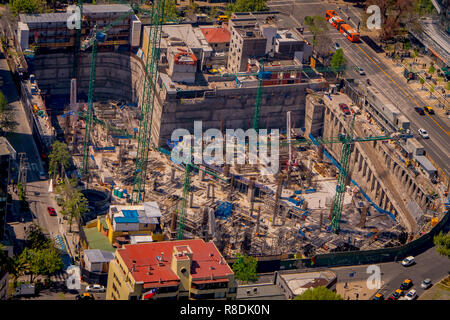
280,270 -> 336,296
83,4 -> 132,14
84,249 -> 115,263
414,155 -> 437,172
83,227 -> 115,252
19,13 -> 72,24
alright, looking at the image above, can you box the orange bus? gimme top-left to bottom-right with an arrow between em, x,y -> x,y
325,10 -> 337,21
339,24 -> 360,42
329,16 -> 344,29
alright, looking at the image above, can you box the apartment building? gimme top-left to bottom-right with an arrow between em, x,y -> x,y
106,239 -> 237,300
17,4 -> 141,51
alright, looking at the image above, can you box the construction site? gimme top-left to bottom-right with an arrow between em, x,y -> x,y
14,4 -> 448,260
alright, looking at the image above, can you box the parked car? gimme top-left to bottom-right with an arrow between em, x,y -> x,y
414,107 -> 425,115
47,206 -> 57,216
401,256 -> 415,267
366,78 -> 371,85
335,43 -> 341,50
86,284 -> 105,292
358,67 -> 366,75
373,293 -> 384,300
76,292 -> 96,300
421,279 -> 432,289
418,128 -> 429,139
339,103 -> 351,115
15,284 -> 35,296
400,279 -> 413,290
392,289 -> 404,300
405,289 -> 417,300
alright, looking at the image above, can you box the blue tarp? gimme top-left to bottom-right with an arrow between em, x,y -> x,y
308,133 -> 396,221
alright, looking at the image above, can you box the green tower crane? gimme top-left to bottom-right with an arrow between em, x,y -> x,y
80,5 -> 145,176
279,115 -> 410,233
131,0 -> 166,203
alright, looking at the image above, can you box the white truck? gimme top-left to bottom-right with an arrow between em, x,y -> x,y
15,284 -> 35,296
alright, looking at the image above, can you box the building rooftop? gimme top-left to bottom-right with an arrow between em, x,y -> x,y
117,239 -> 233,288
84,249 -> 115,263
279,270 -> 336,296
110,202 -> 162,225
19,13 -> 72,24
200,27 -> 231,44
82,226 -> 115,252
82,4 -> 132,14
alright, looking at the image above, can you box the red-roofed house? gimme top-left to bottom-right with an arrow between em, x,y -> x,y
106,239 -> 237,300
200,27 -> 230,52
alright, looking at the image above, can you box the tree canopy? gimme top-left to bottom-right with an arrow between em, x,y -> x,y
163,0 -> 181,23
57,179 -> 89,232
330,48 -> 346,78
9,0 -> 46,15
293,286 -> 343,300
434,231 -> 450,258
0,90 -> 17,132
232,253 -> 258,283
227,0 -> 268,15
48,141 -> 70,178
304,16 -> 332,60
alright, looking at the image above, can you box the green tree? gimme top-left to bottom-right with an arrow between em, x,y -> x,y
419,77 -> 425,89
25,223 -> 51,250
48,141 -> 70,178
9,0 -> 46,15
330,48 -> 346,78
163,0 -> 180,23
433,231 -> 450,258
412,48 -> 419,63
232,253 -> 258,283
446,82 -> 450,91
293,286 -> 343,300
57,179 -> 89,232
428,64 -> 435,75
227,0 -> 268,15
17,247 -> 63,283
429,84 -> 435,98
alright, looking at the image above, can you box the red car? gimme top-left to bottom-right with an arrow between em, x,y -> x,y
339,103 -> 351,115
47,207 -> 57,216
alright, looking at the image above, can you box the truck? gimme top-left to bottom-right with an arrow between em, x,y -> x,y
15,284 -> 35,296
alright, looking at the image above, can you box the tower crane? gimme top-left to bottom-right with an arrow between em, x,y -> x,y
80,3 -> 153,177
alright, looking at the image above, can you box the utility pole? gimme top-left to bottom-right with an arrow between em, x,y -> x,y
18,153 -> 29,194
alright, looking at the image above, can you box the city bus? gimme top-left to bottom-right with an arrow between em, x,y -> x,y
325,10 -> 337,21
339,24 -> 360,42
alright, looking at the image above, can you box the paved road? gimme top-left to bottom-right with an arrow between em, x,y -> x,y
269,0 -> 450,178
0,54 -> 60,237
330,244 -> 450,299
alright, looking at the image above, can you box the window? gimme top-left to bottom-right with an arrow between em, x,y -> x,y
228,287 -> 237,293
215,292 -> 226,299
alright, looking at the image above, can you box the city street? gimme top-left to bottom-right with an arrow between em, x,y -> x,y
330,244 -> 450,299
269,0 -> 450,178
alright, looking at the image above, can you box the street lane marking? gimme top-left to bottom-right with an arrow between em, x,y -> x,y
355,43 -> 450,137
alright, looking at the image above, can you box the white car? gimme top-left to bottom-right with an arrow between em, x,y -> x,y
335,43 -> 341,50
401,256 -> 415,267
86,284 -> 105,292
405,289 -> 417,300
421,279 -> 432,289
358,67 -> 366,75
418,128 -> 429,139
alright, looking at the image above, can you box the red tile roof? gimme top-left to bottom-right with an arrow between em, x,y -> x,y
118,239 -> 233,288
201,27 -> 231,44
